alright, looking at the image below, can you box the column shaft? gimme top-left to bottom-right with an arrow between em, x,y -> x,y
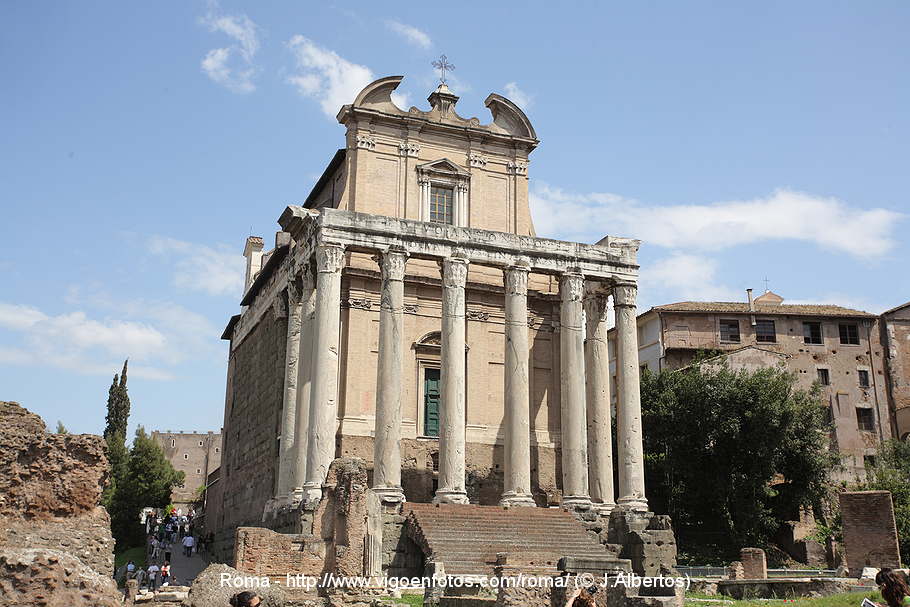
434,256 -> 469,504
614,283 -> 648,511
276,277 -> 304,500
290,265 -> 316,503
584,291 -> 616,514
372,250 -> 408,503
302,244 -> 345,503
500,265 -> 535,507
559,272 -> 591,509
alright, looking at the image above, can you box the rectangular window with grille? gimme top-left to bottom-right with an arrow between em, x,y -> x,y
856,407 -> 875,432
803,322 -> 823,344
839,323 -> 860,345
429,185 -> 454,224
719,319 -> 740,343
858,370 -> 870,388
755,319 -> 776,343
817,368 -> 830,386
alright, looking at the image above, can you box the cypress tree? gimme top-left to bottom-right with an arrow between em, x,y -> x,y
102,360 -> 131,509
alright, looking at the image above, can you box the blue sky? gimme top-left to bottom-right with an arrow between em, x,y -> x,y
1,1 -> 908,437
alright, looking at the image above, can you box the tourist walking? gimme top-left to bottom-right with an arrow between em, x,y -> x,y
182,533 -> 195,557
147,563 -> 160,592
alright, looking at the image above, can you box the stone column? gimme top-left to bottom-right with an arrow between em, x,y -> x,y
372,249 -> 408,504
275,275 -> 304,502
614,282 -> 648,511
290,264 -> 316,504
434,255 -> 469,504
584,290 -> 616,514
559,272 -> 591,509
301,243 -> 345,504
500,263 -> 535,507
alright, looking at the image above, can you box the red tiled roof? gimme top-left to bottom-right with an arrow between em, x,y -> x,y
651,301 -> 875,318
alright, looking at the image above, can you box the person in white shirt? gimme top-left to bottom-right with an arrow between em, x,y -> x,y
146,563 -> 160,592
181,534 -> 195,557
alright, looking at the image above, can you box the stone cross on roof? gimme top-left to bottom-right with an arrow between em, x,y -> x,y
432,54 -> 455,84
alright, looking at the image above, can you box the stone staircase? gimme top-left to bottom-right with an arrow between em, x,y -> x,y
404,502 -> 617,577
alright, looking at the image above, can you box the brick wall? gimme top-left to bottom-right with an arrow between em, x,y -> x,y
839,490 -> 901,570
215,312 -> 287,544
234,527 -> 325,578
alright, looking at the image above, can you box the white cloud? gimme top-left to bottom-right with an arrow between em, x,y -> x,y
147,236 -> 244,297
530,184 -> 903,259
385,20 -> 431,49
639,252 -> 741,307
199,1 -> 259,94
504,82 -> 532,109
286,36 -> 376,118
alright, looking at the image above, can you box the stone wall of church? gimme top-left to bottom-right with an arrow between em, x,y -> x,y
212,311 -> 288,561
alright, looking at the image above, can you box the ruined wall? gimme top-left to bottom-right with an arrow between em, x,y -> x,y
0,402 -> 120,605
839,490 -> 901,571
213,311 -> 288,560
882,305 -> 910,439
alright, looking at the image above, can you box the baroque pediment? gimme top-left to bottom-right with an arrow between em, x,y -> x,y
416,158 -> 469,177
338,76 -> 538,143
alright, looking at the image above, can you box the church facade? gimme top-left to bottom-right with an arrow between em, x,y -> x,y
209,77 -> 649,549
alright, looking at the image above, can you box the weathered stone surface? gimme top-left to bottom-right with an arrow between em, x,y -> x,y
0,506 -> 115,577
839,490 -> 901,573
739,548 -> 767,579
0,401 -> 115,584
187,563 -> 286,607
0,547 -> 121,607
0,401 -> 108,519
607,509 -> 677,577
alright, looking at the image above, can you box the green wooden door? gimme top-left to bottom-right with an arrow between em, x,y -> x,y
424,368 -> 440,437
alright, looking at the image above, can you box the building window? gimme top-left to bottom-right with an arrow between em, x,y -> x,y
171,438 -> 175,447
196,468 -> 201,474
856,408 -> 875,432
817,368 -> 830,386
755,319 -> 776,343
429,186 -> 454,224
803,322 -> 822,345
184,453 -> 188,459
719,319 -> 740,343
215,448 -> 219,453
199,440 -> 203,446
839,323 -> 860,345
858,370 -> 870,388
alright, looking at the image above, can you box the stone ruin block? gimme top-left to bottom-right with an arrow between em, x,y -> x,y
839,490 -> 901,574
607,508 -> 678,577
739,548 -> 767,579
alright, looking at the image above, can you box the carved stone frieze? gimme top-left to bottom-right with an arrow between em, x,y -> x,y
403,304 -> 419,315
466,310 -> 490,322
469,152 -> 487,168
356,134 -> 376,150
507,160 -> 528,175
344,298 -> 373,310
399,142 -> 420,157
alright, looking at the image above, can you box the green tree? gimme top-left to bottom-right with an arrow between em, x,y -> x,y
109,426 -> 185,549
102,360 -> 131,509
641,363 -> 839,563
859,439 -> 910,562
55,420 -> 68,434
104,360 -> 130,440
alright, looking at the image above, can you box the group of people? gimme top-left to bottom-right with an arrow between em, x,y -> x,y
117,508 -> 216,594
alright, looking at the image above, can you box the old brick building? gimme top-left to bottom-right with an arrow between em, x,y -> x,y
614,289 -> 892,480
881,301 -> 910,440
151,430 -> 222,512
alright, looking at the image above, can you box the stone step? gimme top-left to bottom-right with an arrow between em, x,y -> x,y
404,502 -> 611,578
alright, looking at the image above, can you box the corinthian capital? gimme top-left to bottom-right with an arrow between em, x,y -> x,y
315,244 -> 345,274
559,272 -> 585,303
442,257 -> 469,288
380,250 -> 408,282
504,266 -> 529,296
613,283 -> 638,307
583,292 -> 609,322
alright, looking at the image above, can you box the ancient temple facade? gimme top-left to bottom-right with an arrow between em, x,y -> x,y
210,77 -> 650,549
